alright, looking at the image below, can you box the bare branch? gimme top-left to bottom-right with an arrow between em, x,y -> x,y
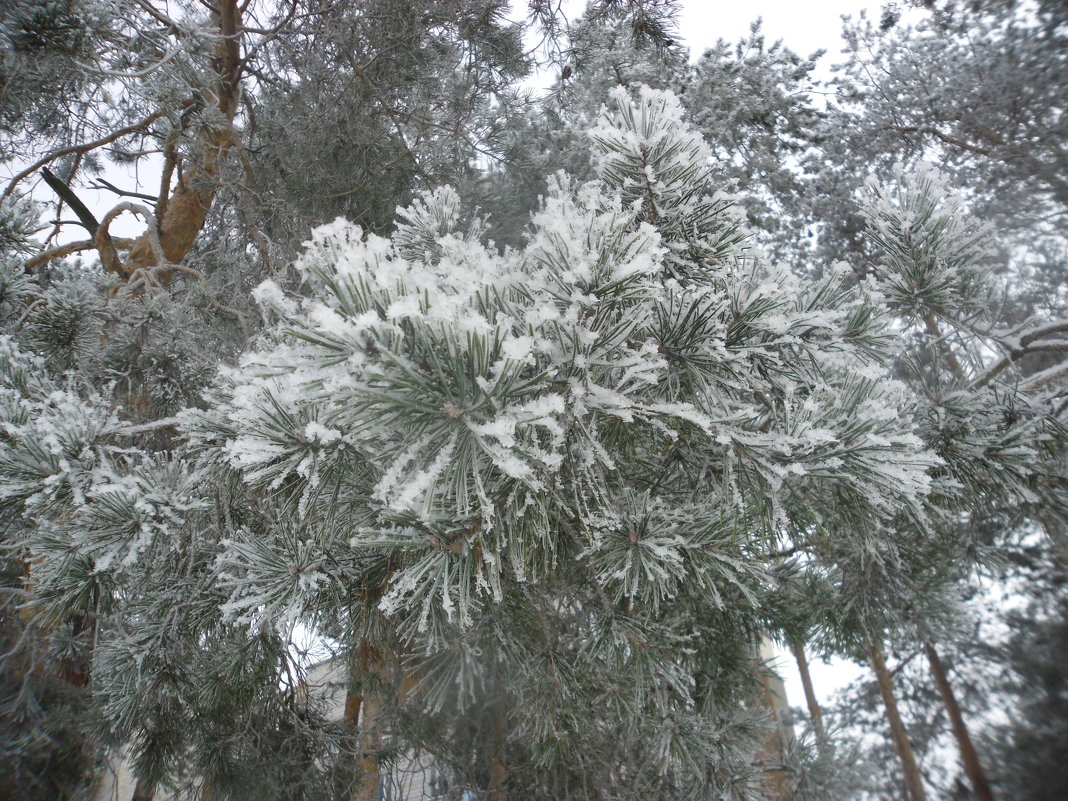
24,237 -> 136,271
2,111 -> 167,202
111,416 -> 184,436
40,168 -> 99,234
101,202 -> 166,268
89,178 -> 158,203
972,320 -> 1068,390
96,202 -> 161,277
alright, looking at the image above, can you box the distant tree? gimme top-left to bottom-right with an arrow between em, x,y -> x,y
989,578 -> 1068,800
681,23 -> 824,254
829,0 -> 1068,260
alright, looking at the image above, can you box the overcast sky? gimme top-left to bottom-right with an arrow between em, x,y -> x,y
532,0 -> 886,66
68,1 -> 888,240
677,0 -> 883,63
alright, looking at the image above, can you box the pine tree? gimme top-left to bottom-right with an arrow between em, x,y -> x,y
184,85 -> 939,800
789,162 -> 1068,800
3,3 -> 1067,799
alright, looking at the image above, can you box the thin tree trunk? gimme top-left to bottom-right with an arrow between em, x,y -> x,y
869,639 -> 927,801
131,777 -> 154,801
345,641 -> 384,801
922,640 -> 995,801
755,637 -> 792,800
790,639 -> 825,744
486,692 -> 508,801
354,693 -> 383,801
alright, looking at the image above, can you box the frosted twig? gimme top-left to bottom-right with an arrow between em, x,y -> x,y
111,416 -> 184,436
75,44 -> 182,79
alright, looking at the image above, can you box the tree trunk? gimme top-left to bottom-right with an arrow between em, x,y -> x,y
486,692 -> 508,801
345,642 -> 384,801
131,777 -> 154,801
755,637 -> 792,800
354,693 -> 383,801
113,0 -> 243,280
869,639 -> 927,801
790,639 -> 825,745
922,640 -> 995,801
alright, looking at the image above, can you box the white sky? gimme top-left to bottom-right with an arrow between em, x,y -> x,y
533,0 -> 884,64
677,0 -> 880,64
56,1 -> 888,240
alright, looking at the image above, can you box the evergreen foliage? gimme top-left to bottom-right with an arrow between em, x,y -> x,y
1,2 -> 1066,800
184,86 -> 939,799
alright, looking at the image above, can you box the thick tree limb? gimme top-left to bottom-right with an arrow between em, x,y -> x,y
24,237 -> 136,271
156,135 -> 178,226
40,168 -> 99,234
121,0 -> 243,277
97,202 -> 162,278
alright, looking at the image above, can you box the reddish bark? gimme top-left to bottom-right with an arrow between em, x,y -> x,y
923,641 -> 995,801
869,640 -> 928,801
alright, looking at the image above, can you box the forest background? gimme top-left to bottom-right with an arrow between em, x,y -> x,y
1,1 -> 1067,800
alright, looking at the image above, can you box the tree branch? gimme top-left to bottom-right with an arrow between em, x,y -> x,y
923,312 -> 966,382
40,168 -> 99,234
96,202 -> 161,277
89,178 -> 158,203
885,124 -> 993,158
972,320 -> 1068,390
24,237 -> 136,271
2,111 -> 167,202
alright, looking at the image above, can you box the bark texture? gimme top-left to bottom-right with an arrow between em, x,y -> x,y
923,640 -> 995,801
345,641 -> 385,801
869,640 -> 928,801
791,639 -> 825,744
755,638 -> 792,800
486,691 -> 508,801
112,0 -> 243,280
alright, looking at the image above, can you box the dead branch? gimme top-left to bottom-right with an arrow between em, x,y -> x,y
40,168 -> 99,234
89,178 -> 158,203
